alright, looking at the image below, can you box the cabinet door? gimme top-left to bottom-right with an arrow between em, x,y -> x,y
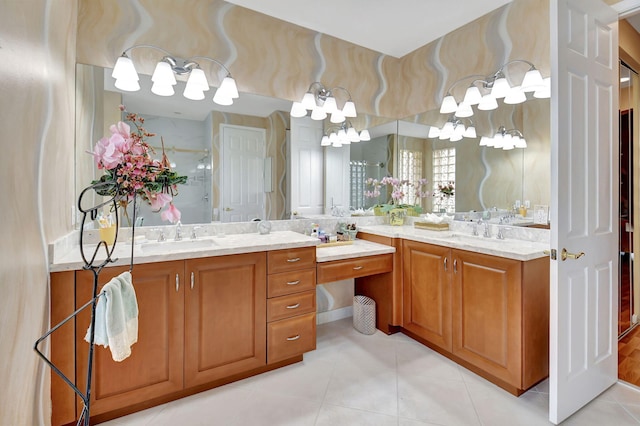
75,261 -> 184,417
184,253 -> 266,387
402,240 -> 452,351
451,250 -> 522,387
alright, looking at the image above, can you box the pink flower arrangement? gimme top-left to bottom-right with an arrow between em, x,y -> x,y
364,176 -> 430,213
91,106 -> 187,223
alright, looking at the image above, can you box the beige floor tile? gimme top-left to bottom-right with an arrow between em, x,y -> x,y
562,399 -> 640,425
315,404 -> 397,426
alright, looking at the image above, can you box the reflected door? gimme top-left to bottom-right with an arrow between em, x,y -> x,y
221,124 -> 266,222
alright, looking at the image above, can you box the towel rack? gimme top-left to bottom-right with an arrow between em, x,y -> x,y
34,181 -> 137,426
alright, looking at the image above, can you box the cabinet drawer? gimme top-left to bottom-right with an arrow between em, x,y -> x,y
268,268 -> 316,298
268,291 -> 316,322
267,312 -> 316,364
317,254 -> 393,283
268,247 -> 316,274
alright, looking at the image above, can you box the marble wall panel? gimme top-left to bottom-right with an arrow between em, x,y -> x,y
1,1 -> 78,425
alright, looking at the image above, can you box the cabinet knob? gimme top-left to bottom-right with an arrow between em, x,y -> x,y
286,335 -> 301,341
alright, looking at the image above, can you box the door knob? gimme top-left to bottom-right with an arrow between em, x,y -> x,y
224,207 -> 233,211
561,248 -> 585,261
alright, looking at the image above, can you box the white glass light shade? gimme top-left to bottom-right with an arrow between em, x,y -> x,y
321,135 -> 331,146
332,140 -> 343,148
330,110 -> 346,124
310,108 -> 327,120
342,100 -> 357,117
183,69 -> 209,100
502,134 -> 514,150
301,92 -> 316,110
212,89 -> 233,105
491,77 -> 510,99
290,102 -> 307,118
115,78 -> 141,92
359,129 -> 371,141
493,133 -> 505,149
329,133 -> 338,144
347,127 -> 360,142
428,126 -> 440,138
504,86 -> 527,104
440,122 -> 454,139
337,128 -> 350,145
439,95 -> 458,114
322,96 -> 338,114
479,136 -> 490,146
152,61 -> 177,85
453,124 -> 465,138
521,68 -> 545,92
456,102 -> 474,118
477,94 -> 498,111
218,76 -> 239,99
515,137 -> 528,148
450,133 -> 463,142
464,125 -> 477,138
151,81 -> 175,96
112,56 -> 138,81
463,86 -> 482,105
534,77 -> 551,99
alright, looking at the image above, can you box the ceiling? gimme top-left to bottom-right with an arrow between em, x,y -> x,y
628,13 -> 640,33
225,0 -> 513,58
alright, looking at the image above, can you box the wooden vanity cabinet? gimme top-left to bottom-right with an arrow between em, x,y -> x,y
75,261 -> 185,418
184,253 -> 266,387
401,239 -> 549,395
402,240 -> 452,352
266,247 -> 317,364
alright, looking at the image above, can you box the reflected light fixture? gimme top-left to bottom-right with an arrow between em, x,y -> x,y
291,82 -> 357,122
438,60 -> 550,117
427,116 -> 477,141
479,126 -> 527,150
111,44 -> 239,105
321,121 -> 370,147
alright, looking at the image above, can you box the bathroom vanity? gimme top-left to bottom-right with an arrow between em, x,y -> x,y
48,224 -> 549,425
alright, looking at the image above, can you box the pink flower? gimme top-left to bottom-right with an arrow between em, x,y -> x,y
93,136 -> 122,169
161,203 -> 181,223
109,121 -> 130,139
148,192 -> 172,211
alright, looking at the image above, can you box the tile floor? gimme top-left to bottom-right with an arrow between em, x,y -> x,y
102,318 -> 640,426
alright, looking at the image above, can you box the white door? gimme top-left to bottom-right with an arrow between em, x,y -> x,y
288,117 -> 324,217
221,124 -> 266,222
324,144 -> 351,215
550,0 -> 619,423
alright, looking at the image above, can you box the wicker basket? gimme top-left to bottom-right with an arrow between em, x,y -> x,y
353,295 -> 376,335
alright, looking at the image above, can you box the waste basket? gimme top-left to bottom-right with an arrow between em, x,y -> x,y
353,295 -> 376,335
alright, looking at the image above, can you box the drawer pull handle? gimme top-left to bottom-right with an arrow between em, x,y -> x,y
454,259 -> 458,273
353,266 -> 363,270
286,303 -> 300,309
190,272 -> 194,290
175,274 -> 179,292
286,335 -> 301,341
286,280 -> 300,285
444,257 -> 448,271
287,257 -> 301,263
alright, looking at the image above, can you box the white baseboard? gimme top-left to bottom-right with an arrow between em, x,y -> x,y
317,306 -> 353,324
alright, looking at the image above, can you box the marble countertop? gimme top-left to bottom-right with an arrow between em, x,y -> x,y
358,225 -> 549,261
50,230 -> 320,272
316,239 -> 396,263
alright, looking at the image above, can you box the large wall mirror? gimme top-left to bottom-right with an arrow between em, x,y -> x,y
76,63 -> 550,227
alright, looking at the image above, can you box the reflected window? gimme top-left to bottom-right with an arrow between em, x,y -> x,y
432,148 -> 456,213
350,160 -> 367,209
400,149 -> 423,205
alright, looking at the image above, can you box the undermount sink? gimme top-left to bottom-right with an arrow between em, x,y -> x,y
140,238 -> 216,254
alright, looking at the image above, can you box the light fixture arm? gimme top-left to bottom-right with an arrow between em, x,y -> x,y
497,59 -> 537,73
187,55 -> 233,78
443,74 -> 487,96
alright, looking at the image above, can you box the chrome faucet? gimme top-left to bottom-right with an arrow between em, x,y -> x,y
496,227 -> 508,240
472,220 -> 480,236
483,222 -> 491,238
156,228 -> 166,242
190,226 -> 201,240
174,221 -> 183,241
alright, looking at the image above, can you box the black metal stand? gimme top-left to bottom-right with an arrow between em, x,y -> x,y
34,182 -> 136,426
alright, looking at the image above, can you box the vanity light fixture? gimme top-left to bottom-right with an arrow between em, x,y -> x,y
479,126 -> 527,150
111,45 -> 239,105
291,82 -> 357,123
439,60 -> 551,117
427,116 -> 477,141
320,121 -> 370,147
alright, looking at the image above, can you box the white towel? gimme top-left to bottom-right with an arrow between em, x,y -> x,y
85,271 -> 138,362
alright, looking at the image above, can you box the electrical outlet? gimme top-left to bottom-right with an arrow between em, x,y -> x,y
524,200 -> 530,208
